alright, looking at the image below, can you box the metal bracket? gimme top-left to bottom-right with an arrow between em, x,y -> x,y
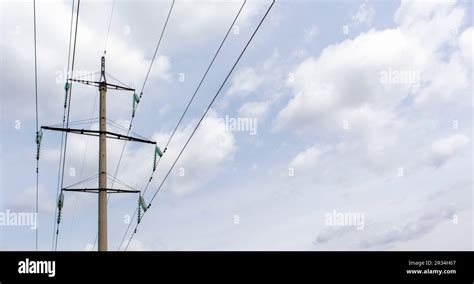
63,188 -> 140,194
68,78 -> 135,92
41,126 -> 156,145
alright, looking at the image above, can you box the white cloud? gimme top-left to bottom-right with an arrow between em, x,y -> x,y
0,0 -> 172,122
8,186 -> 55,214
394,0 -> 456,29
273,28 -> 421,135
1,0 -> 472,251
389,209 -> 472,250
313,198 -> 468,250
265,0 -> 473,251
151,111 -> 236,196
395,0 -> 465,53
238,100 -> 271,119
290,145 -> 322,170
350,1 -> 376,27
38,112 -> 235,208
68,0 -> 270,58
275,0 -> 471,176
169,0 -> 270,46
223,50 -> 287,124
459,27 -> 473,65
358,208 -> 455,249
226,67 -> 264,97
153,55 -> 172,82
225,50 -> 285,101
430,134 -> 469,166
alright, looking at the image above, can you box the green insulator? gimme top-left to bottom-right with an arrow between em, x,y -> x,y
155,146 -> 163,158
133,92 -> 140,103
139,195 -> 147,212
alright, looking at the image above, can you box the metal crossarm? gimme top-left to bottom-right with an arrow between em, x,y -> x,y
68,78 -> 135,92
63,188 -> 140,194
41,126 -> 156,145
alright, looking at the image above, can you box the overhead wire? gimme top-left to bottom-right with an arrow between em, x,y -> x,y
105,119 -> 150,140
54,0 -> 81,251
123,0 -> 275,251
63,174 -> 99,189
69,71 -> 99,80
109,0 -> 175,188
106,174 -> 139,192
105,71 -> 132,89
117,0 -> 247,250
104,0 -> 115,54
48,118 -> 99,128
51,0 -> 76,251
33,0 -> 39,251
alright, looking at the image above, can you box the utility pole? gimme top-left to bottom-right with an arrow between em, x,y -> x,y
98,56 -> 108,251
42,56 -> 157,251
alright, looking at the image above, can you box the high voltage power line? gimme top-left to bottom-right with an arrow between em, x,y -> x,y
104,0 -> 115,54
33,0 -> 275,251
33,0 -> 39,252
117,0 -> 248,251
52,0 -> 81,251
123,0 -> 275,251
108,0 -> 175,192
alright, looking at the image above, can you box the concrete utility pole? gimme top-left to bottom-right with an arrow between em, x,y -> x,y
98,56 -> 108,251
42,56 -> 157,251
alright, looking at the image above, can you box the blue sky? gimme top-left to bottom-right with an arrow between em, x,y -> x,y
0,0 -> 473,250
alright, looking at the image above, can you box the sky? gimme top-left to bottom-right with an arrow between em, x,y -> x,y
0,0 -> 472,251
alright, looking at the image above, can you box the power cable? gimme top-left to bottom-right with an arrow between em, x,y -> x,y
124,0 -> 275,251
117,0 -> 247,250
54,0 -> 81,251
104,0 -> 115,53
33,0 -> 39,251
